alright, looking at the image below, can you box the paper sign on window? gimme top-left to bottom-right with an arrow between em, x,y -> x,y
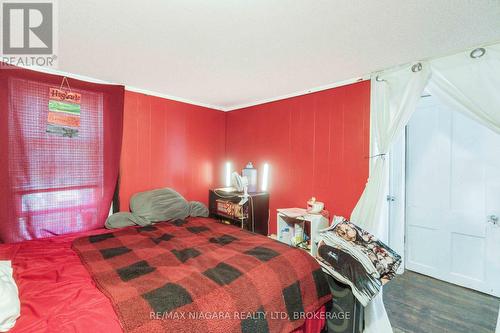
46,88 -> 81,137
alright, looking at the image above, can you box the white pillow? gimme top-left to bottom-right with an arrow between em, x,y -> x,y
0,261 -> 20,332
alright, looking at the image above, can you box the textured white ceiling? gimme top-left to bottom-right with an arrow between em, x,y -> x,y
56,0 -> 500,110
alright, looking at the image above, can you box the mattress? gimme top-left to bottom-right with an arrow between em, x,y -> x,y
0,222 -> 326,333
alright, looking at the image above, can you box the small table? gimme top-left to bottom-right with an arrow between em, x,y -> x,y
276,208 -> 329,256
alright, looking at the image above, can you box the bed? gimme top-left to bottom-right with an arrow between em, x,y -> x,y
0,217 -> 330,333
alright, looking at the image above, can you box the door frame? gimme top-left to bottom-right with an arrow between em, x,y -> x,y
387,95 -> 431,274
388,127 -> 407,272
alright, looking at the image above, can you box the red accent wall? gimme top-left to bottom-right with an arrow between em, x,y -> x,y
120,82 -> 370,234
119,91 -> 226,211
225,81 -> 370,234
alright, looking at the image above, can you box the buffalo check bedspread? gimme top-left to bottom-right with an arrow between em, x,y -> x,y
72,217 -> 331,333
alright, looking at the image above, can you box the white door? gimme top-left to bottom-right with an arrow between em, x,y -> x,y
405,95 -> 500,296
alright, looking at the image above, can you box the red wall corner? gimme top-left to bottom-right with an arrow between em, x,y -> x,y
225,81 -> 371,234
119,91 -> 226,211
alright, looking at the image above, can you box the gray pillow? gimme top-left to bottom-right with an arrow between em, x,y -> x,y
130,188 -> 190,222
105,212 -> 151,229
188,201 -> 209,217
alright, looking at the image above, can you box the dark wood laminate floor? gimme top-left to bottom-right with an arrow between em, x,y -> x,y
384,270 -> 499,333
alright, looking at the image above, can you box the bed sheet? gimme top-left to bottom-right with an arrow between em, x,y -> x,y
0,226 -> 325,333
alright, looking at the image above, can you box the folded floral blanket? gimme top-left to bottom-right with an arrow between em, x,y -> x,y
316,217 -> 401,306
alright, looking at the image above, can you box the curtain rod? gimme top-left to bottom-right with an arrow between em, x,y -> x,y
369,40 -> 500,80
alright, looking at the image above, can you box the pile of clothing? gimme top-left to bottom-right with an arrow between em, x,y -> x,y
106,188 -> 209,229
316,216 -> 401,306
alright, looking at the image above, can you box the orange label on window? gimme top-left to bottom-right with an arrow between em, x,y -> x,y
47,112 -> 80,127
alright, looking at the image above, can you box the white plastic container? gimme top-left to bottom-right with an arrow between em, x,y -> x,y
279,226 -> 292,245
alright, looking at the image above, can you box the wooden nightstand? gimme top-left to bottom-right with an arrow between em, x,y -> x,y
208,189 -> 269,236
276,208 -> 329,256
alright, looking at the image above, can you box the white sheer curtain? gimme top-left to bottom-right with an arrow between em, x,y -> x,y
350,64 -> 431,333
350,43 -> 500,333
428,44 -> 500,134
350,64 -> 430,238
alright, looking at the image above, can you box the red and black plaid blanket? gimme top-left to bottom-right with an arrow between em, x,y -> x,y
72,217 -> 331,333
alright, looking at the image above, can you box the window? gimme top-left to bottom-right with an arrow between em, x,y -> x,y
8,78 -> 104,239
